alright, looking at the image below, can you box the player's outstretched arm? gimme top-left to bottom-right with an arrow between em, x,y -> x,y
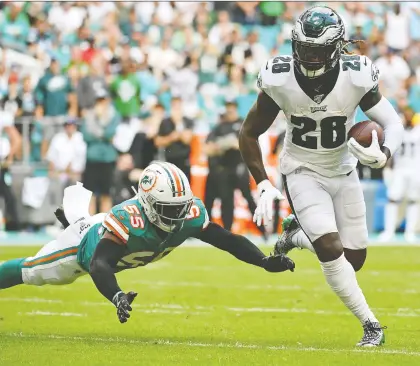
89,231 -> 137,323
239,92 -> 284,226
194,222 -> 295,272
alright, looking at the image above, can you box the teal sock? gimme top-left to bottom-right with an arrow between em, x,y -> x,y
0,258 -> 25,289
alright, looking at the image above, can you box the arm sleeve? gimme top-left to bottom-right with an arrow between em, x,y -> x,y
89,237 -> 126,302
363,96 -> 404,156
194,222 -> 265,268
103,212 -> 130,244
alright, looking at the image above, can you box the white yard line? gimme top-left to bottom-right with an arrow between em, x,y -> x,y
0,297 -> 62,304
3,332 -> 420,357
18,309 -> 203,316
21,311 -> 86,317
2,297 -> 420,318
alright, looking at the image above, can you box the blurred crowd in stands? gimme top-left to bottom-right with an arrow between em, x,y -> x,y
0,1 -> 419,233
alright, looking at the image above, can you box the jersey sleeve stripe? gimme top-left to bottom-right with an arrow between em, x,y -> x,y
104,215 -> 129,243
103,221 -> 127,243
109,213 -> 129,234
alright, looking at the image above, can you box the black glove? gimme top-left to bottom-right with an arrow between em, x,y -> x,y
54,206 -> 70,229
112,291 -> 138,323
262,253 -> 295,273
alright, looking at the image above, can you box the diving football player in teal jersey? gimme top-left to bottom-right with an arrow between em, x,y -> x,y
0,162 -> 294,323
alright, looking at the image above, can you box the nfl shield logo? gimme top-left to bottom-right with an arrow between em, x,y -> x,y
314,94 -> 324,104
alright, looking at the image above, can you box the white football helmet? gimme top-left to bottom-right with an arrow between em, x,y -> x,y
137,161 -> 194,232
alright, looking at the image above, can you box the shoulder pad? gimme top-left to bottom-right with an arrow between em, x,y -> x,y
183,198 -> 209,231
344,55 -> 379,90
258,55 -> 294,90
103,200 -> 146,242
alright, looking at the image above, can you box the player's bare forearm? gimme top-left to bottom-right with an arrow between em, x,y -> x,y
89,233 -> 126,302
239,125 -> 268,184
194,222 -> 295,273
239,92 -> 280,184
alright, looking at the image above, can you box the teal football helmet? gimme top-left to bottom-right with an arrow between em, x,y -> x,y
292,6 -> 345,78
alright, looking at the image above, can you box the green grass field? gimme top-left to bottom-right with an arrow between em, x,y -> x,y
1,244 -> 420,365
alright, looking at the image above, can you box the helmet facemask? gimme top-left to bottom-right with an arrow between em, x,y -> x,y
153,198 -> 193,232
141,190 -> 193,233
292,38 -> 343,79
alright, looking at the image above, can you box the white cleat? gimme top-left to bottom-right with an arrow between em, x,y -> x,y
356,320 -> 386,347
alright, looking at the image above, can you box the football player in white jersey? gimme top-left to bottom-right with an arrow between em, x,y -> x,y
379,107 -> 420,243
239,6 -> 403,346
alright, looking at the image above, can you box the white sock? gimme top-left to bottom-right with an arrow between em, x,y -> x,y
406,203 -> 419,236
321,253 -> 378,324
292,230 -> 316,254
384,202 -> 398,234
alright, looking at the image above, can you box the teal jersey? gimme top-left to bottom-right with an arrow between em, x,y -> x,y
77,197 -> 209,272
34,71 -> 73,116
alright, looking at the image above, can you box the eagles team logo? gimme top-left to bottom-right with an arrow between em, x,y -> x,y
310,105 -> 327,113
140,171 -> 157,192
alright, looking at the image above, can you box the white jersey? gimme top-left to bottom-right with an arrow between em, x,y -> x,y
258,54 -> 379,177
392,125 -> 420,171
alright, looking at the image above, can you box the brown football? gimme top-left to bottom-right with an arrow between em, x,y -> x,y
347,120 -> 384,148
